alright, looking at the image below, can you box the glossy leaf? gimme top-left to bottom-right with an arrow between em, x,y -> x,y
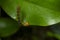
1,0 -> 60,26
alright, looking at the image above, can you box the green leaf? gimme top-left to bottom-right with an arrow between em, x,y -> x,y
50,23 -> 60,39
47,23 -> 60,39
50,23 -> 60,34
0,18 -> 19,37
1,0 -> 60,26
47,32 -> 60,40
32,36 -> 39,40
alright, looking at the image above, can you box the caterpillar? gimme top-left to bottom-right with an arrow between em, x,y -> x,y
17,5 -> 29,26
17,5 -> 21,26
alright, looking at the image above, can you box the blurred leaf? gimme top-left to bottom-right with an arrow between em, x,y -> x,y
1,0 -> 60,26
47,32 -> 60,40
47,32 -> 53,37
32,36 -> 39,40
0,18 -> 19,37
47,23 -> 60,39
50,23 -> 60,34
50,23 -> 60,39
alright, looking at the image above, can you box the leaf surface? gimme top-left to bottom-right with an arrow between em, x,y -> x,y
1,0 -> 60,26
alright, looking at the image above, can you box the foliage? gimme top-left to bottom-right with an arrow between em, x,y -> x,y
0,0 -> 60,40
1,0 -> 60,26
